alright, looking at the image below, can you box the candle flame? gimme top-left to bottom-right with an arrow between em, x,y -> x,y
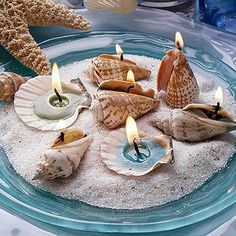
115,43 -> 124,55
127,70 -> 135,82
175,31 -> 184,50
52,63 -> 62,93
215,86 -> 223,104
126,116 -> 139,145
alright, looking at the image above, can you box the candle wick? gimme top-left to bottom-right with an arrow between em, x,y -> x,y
176,42 -> 182,50
214,102 -> 220,115
120,54 -> 124,61
54,88 -> 63,103
59,132 -> 65,142
133,138 -> 141,156
127,85 -> 135,93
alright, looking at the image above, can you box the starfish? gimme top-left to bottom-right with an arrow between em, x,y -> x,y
0,0 -> 91,75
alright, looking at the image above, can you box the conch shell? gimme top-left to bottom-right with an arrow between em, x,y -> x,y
33,128 -> 92,180
0,72 -> 27,101
84,0 -> 137,14
100,129 -> 174,176
91,90 -> 159,129
86,54 -> 151,85
152,103 -> 236,142
157,49 -> 199,108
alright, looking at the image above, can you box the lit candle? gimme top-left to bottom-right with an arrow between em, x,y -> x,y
34,63 -> 86,121
115,43 -> 124,61
99,70 -> 155,98
100,116 -> 174,176
214,86 -> 223,115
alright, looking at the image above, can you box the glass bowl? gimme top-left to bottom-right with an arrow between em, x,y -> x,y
1,8 -> 236,235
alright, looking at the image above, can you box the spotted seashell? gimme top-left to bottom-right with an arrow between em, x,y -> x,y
0,72 -> 26,101
100,129 -> 174,176
84,0 -> 137,14
33,128 -> 92,180
152,104 -> 236,142
91,90 -> 159,129
157,49 -> 199,108
86,54 -> 151,85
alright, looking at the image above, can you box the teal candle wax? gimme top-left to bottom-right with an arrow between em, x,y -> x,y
116,137 -> 167,175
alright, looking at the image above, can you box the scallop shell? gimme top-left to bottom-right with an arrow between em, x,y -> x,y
86,54 -> 151,85
91,90 -> 159,129
157,50 -> 199,108
0,72 -> 27,101
152,104 -> 236,142
14,76 -> 91,131
101,128 -> 174,176
33,128 -> 92,180
84,0 -> 137,14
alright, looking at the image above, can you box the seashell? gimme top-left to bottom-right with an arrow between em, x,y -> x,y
33,128 -> 92,180
152,103 -> 236,142
14,76 -> 91,131
91,90 -> 159,129
86,54 -> 151,85
84,0 -> 137,14
157,49 -> 199,108
100,128 -> 174,176
0,72 -> 27,101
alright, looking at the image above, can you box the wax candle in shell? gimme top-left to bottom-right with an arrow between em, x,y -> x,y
100,116 -> 174,176
157,31 -> 199,108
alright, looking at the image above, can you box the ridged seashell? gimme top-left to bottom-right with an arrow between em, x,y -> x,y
14,76 -> 91,131
101,129 -> 174,176
152,103 -> 236,142
91,90 -> 159,129
84,0 -> 137,14
0,72 -> 27,101
33,128 -> 92,180
157,49 -> 199,108
86,54 -> 151,85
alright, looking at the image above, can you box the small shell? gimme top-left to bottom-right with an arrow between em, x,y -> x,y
91,90 -> 159,129
14,76 -> 91,131
152,104 -> 236,142
0,72 -> 27,101
86,54 -> 151,85
33,128 -> 92,180
101,129 -> 174,176
157,50 -> 199,108
84,0 -> 137,14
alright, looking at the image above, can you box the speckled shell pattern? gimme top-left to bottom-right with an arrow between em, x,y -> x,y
34,134 -> 92,180
87,55 -> 151,85
166,51 -> 199,108
92,90 -> 159,129
153,109 -> 236,142
0,72 -> 26,101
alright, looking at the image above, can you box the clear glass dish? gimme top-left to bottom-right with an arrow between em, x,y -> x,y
0,8 -> 236,234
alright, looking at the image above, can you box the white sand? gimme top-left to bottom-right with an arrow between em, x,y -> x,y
0,55 -> 236,209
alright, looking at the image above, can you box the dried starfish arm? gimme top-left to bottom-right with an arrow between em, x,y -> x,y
0,0 -> 51,75
24,0 -> 91,30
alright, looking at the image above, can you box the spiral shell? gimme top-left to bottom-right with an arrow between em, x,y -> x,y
91,90 -> 159,129
86,54 -> 151,85
157,50 -> 199,108
152,104 -> 236,142
33,128 -> 92,180
0,72 -> 26,101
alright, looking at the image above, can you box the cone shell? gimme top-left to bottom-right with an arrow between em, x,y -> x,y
86,54 -> 151,85
84,0 -> 137,14
91,90 -> 159,129
152,104 -> 236,142
33,128 -> 92,180
100,129 -> 174,176
0,72 -> 27,101
157,50 -> 199,108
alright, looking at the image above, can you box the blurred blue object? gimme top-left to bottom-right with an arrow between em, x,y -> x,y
199,0 -> 236,34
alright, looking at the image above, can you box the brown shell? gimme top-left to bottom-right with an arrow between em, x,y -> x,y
92,90 -> 159,129
0,72 -> 27,101
86,54 -> 151,85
